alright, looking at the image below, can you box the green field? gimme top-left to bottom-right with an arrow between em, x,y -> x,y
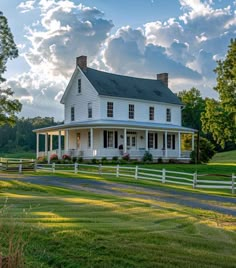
210,150 -> 236,164
0,151 -> 36,159
0,176 -> 236,267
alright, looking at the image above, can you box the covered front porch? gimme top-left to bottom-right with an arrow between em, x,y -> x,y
35,123 -> 195,161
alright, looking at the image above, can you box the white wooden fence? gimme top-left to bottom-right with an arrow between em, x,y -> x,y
36,163 -> 236,194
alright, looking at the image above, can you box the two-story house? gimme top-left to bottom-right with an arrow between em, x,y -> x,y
34,56 -> 195,161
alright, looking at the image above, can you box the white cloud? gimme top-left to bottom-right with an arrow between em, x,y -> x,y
10,0 -> 236,119
17,1 -> 36,13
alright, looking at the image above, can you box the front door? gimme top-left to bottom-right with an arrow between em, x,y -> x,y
127,134 -> 136,150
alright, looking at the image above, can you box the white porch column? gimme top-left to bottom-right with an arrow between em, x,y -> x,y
124,128 -> 127,153
58,130 -> 62,158
145,129 -> 148,151
45,133 -> 48,156
50,134 -> 53,152
178,131 -> 181,158
165,131 -> 168,158
90,128 -> 94,155
36,133 -> 39,159
65,129 -> 69,151
192,133 -> 195,151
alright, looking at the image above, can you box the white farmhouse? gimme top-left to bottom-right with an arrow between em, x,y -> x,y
34,56 -> 195,161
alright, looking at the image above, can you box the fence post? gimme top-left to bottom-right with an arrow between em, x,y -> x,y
232,173 -> 235,194
116,164 -> 119,178
52,162 -> 55,173
135,165 -> 138,179
162,168 -> 166,183
34,161 -> 37,172
99,164 -> 102,175
193,172 -> 197,189
19,161 -> 22,174
74,163 -> 78,174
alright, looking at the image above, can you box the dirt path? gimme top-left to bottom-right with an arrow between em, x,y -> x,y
1,175 -> 236,216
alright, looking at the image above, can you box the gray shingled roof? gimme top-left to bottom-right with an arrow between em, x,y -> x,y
83,68 -> 182,105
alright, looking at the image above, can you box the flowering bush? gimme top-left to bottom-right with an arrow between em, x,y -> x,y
50,154 -> 58,161
37,156 -> 47,163
62,154 -> 71,160
122,153 -> 130,161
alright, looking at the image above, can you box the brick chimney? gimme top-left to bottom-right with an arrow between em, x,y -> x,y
76,55 -> 87,71
157,73 -> 168,87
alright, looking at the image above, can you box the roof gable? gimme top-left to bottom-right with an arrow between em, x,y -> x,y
83,68 -> 182,105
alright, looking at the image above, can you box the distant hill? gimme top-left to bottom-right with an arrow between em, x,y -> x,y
210,150 -> 236,164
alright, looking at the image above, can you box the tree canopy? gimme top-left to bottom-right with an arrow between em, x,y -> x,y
201,39 -> 236,148
0,11 -> 22,126
178,87 -> 205,132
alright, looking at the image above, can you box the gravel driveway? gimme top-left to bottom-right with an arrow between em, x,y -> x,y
1,175 -> 236,216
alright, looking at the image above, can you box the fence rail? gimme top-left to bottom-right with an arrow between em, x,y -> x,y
0,158 -> 235,194
35,162 -> 235,194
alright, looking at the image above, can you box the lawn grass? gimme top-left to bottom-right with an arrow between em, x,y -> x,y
0,178 -> 236,267
0,151 -> 36,159
210,150 -> 236,164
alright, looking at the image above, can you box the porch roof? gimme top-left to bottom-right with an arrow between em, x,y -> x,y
33,119 -> 196,133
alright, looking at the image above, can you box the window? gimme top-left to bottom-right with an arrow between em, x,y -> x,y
88,102 -> 92,118
167,134 -> 171,149
103,130 -> 118,148
165,134 -> 175,149
129,104 -> 134,119
149,106 -> 154,120
71,107 -> 75,121
76,133 -> 80,148
108,131 -> 113,147
107,102 -> 113,117
166,108 -> 171,122
78,79 -> 81,93
88,131 -> 91,148
148,133 -> 158,149
148,133 -> 154,148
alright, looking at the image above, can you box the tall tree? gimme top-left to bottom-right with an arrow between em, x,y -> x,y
178,87 -> 205,132
0,11 -> 21,126
201,39 -> 236,148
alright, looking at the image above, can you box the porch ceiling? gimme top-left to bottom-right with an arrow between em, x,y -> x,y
33,119 -> 196,134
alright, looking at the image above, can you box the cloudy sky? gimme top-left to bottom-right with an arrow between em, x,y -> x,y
2,0 -> 236,121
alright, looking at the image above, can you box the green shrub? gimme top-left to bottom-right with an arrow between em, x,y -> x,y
191,137 -> 215,163
142,151 -> 153,162
157,157 -> 163,164
77,157 -> 83,163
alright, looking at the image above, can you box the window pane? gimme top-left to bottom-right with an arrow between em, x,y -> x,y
132,137 -> 136,147
148,133 -> 154,148
78,79 -> 81,93
88,103 -> 92,118
167,134 -> 171,149
71,107 -> 75,121
149,107 -> 154,120
107,102 -> 113,117
88,131 -> 91,147
129,104 -> 134,119
166,108 -> 171,122
108,131 -> 113,147
127,136 -> 130,146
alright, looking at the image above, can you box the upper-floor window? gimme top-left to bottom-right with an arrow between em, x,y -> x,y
88,102 -> 92,118
71,107 -> 75,121
107,102 -> 113,118
129,104 -> 134,119
166,108 -> 171,122
78,79 -> 81,93
149,106 -> 154,120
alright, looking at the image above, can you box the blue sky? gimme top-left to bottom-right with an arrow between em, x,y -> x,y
1,0 -> 236,120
